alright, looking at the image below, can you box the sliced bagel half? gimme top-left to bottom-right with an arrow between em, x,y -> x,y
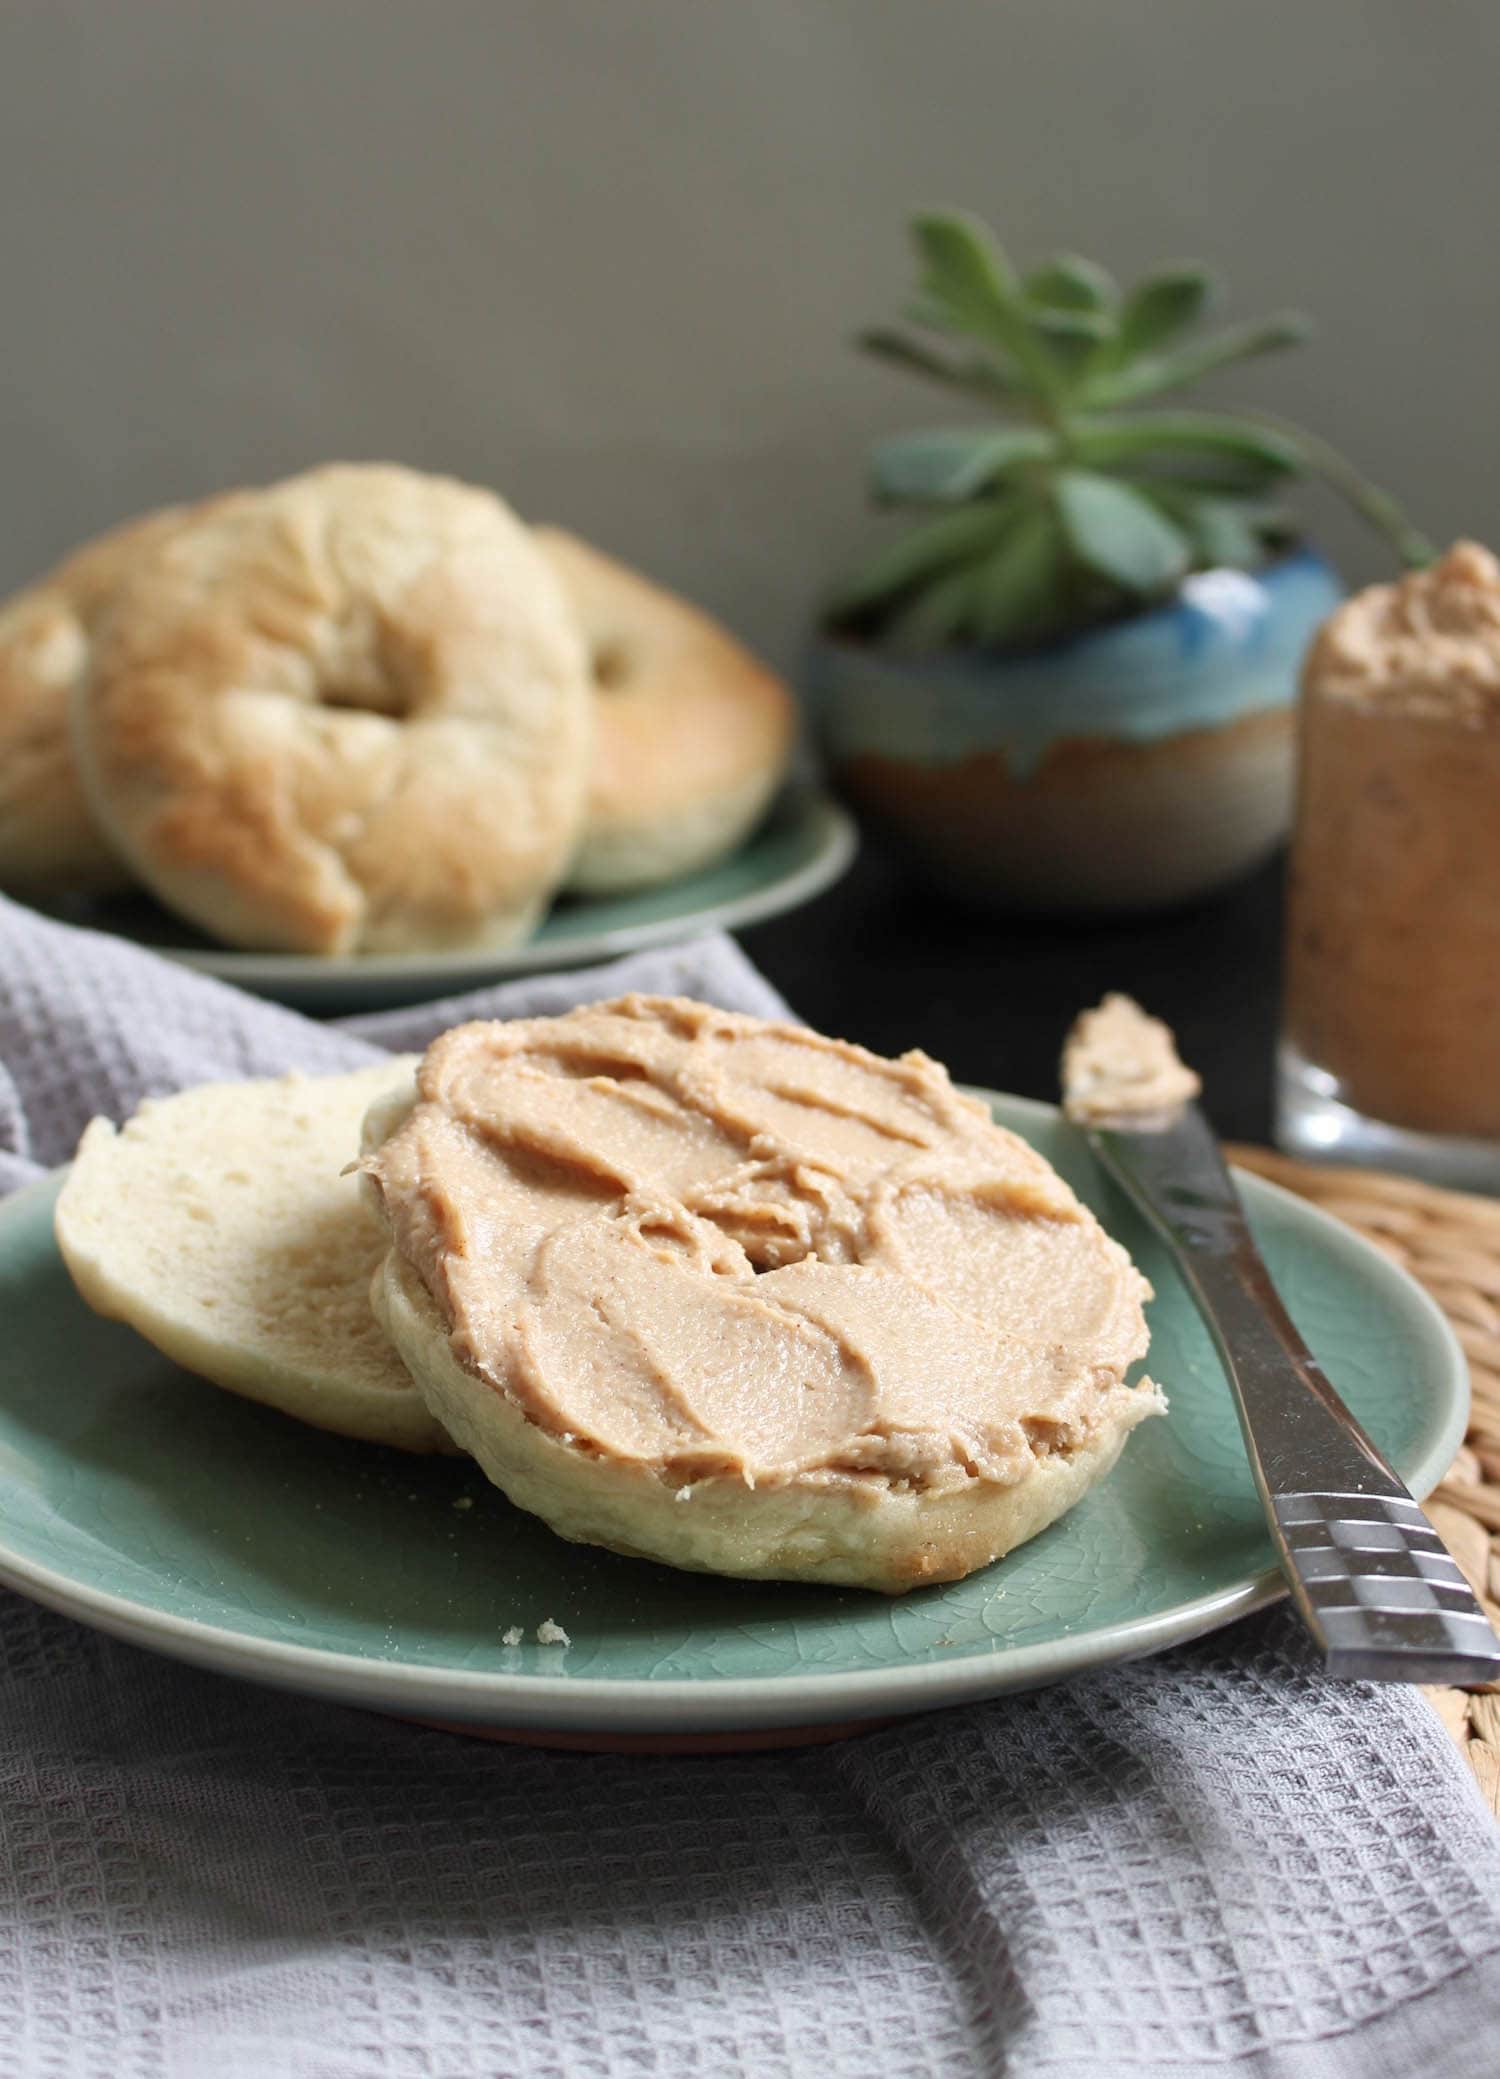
55,1057 -> 450,1454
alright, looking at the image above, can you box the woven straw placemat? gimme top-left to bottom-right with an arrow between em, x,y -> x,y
1229,1144 -> 1500,1815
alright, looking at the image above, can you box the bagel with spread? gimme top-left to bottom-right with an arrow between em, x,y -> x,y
51,997 -> 1165,1592
0,503 -> 193,891
71,464 -> 594,955
359,995 -> 1164,1591
536,528 -> 796,894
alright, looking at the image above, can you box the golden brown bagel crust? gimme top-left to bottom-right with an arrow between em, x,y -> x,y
0,506 -> 192,890
74,466 -> 594,955
535,529 -> 796,894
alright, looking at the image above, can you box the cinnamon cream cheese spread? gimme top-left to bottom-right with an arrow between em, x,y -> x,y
1286,543 -> 1500,1140
362,997 -> 1159,1503
1063,994 -> 1201,1128
1300,540 -> 1500,725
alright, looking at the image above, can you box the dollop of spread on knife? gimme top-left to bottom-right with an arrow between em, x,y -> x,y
1062,994 -> 1202,1130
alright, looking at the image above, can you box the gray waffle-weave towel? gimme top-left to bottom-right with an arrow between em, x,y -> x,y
2,891 -> 1499,2079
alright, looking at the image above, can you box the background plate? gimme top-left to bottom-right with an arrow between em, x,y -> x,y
0,1095 -> 1466,1736
50,785 -> 856,1012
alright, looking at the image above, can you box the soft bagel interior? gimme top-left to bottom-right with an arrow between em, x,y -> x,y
55,1057 -> 451,1454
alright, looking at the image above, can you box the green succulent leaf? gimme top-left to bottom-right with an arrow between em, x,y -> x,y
886,560 -> 992,651
1072,411 -> 1304,476
1030,306 -> 1113,344
829,502 -> 1020,620
969,506 -> 1067,645
1116,451 -> 1291,496
870,424 -> 1054,503
1190,498 -> 1285,568
1055,470 -> 1192,593
1029,305 -> 1116,383
1245,413 -> 1436,568
1025,255 -> 1117,313
1113,267 -> 1215,360
901,296 -> 978,339
856,328 -> 1018,399
1083,312 -> 1311,408
1143,488 -> 1276,569
910,211 -> 1064,402
884,505 -> 1065,652
912,209 -> 1019,317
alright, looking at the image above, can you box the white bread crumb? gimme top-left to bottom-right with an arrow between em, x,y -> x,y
675,1485 -> 692,1502
452,1496 -> 473,1512
536,1618 -> 571,1646
501,1625 -> 523,1647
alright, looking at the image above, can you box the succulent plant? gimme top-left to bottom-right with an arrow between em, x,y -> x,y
832,212 -> 1430,652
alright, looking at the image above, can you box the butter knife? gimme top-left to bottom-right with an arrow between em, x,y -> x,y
1061,994 -> 1500,1685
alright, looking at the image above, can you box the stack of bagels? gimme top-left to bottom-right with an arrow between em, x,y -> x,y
0,463 -> 795,954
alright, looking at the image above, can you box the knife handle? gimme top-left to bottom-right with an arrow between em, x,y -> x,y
1182,1242 -> 1500,1685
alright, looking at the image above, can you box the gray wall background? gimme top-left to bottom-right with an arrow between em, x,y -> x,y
2,1 -> 1494,670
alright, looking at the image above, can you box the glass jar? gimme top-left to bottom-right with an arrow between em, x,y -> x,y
1278,543 -> 1500,1189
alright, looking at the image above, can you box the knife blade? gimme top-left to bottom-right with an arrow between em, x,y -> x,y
1062,995 -> 1500,1685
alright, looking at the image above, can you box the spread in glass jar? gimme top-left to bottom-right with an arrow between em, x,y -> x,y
1280,543 -> 1500,1182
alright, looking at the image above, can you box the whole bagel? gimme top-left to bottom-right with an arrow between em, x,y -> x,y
0,505 -> 192,891
534,529 -> 796,895
74,466 -> 594,955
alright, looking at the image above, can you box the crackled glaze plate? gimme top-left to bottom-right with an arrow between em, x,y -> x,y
0,1095 -> 1466,1744
47,786 -> 856,1013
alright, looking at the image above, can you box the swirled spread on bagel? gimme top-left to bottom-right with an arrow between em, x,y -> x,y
362,997 -> 1157,1494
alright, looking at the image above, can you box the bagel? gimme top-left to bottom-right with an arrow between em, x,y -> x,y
0,504 -> 193,891
55,1058 -> 452,1454
535,530 -> 796,895
73,465 -> 594,955
360,996 -> 1164,1591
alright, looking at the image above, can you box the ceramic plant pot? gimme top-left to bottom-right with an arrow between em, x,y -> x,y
812,549 -> 1343,915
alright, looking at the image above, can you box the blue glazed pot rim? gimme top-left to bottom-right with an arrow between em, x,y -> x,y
815,545 -> 1336,677
811,546 -> 1344,776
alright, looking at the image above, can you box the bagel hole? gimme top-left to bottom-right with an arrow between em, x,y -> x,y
590,640 -> 631,690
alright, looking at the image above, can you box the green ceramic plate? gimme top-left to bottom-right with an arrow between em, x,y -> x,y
0,1095 -> 1466,1741
50,786 -> 856,1013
